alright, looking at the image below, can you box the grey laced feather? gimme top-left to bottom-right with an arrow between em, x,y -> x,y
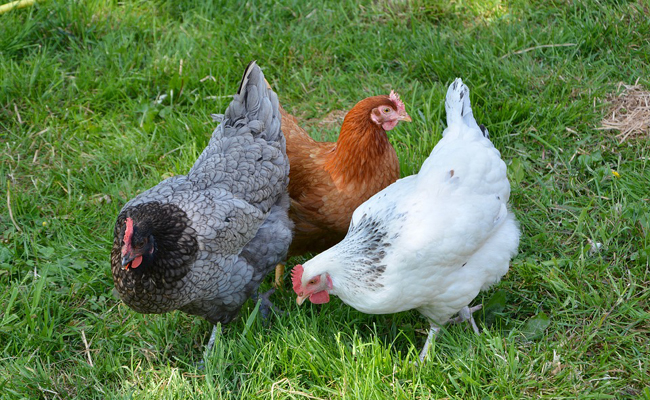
112,61 -> 292,325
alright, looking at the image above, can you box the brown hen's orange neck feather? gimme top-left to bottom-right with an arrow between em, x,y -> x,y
325,96 -> 395,184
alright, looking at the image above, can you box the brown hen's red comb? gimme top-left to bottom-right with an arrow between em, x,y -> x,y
389,90 -> 406,115
291,264 -> 304,294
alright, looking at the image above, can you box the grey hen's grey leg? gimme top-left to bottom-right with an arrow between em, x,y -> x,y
198,324 -> 222,369
205,324 -> 222,353
252,287 -> 284,320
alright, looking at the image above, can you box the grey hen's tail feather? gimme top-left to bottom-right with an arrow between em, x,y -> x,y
223,61 -> 283,145
237,61 -> 257,97
185,61 -> 288,213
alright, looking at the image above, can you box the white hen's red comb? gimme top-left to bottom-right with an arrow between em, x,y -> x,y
389,90 -> 406,115
291,264 -> 304,294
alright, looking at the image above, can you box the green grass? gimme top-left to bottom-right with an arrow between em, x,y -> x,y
1,0 -> 649,398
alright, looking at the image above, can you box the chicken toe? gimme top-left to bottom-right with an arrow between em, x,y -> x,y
253,288 -> 284,320
448,304 -> 483,334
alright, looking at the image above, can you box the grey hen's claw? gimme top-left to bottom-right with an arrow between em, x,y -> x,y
253,288 -> 285,320
197,324 -> 223,370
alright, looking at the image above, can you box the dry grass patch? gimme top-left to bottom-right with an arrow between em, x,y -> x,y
599,80 -> 650,143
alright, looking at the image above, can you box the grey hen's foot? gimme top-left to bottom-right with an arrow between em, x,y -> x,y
197,324 -> 222,370
448,304 -> 483,334
205,324 -> 222,353
252,288 -> 285,320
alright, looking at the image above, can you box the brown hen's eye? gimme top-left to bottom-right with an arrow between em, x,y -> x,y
383,107 -> 391,113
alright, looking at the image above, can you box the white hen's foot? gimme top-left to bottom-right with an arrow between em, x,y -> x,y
418,323 -> 441,363
448,305 -> 483,334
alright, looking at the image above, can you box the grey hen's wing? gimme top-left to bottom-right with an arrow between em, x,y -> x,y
181,194 -> 293,325
120,62 -> 288,261
181,194 -> 292,324
188,61 -> 288,215
119,175 -> 267,259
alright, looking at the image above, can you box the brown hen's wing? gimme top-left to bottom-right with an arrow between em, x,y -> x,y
279,108 -> 348,256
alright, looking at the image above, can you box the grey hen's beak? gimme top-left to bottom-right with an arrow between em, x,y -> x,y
121,252 -> 137,268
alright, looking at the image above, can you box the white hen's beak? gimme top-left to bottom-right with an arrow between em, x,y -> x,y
296,293 -> 308,306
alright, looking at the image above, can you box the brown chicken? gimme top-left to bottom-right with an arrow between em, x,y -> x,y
275,91 -> 411,285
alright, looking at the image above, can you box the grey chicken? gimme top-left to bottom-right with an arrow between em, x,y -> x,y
111,62 -> 292,346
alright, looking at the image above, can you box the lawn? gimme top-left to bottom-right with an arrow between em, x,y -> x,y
1,0 -> 649,398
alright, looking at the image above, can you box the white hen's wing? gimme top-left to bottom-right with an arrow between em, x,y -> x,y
400,78 -> 511,267
326,79 -> 517,317
302,78 -> 519,324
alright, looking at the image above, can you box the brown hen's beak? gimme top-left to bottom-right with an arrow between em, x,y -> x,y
296,293 -> 308,306
399,112 -> 412,122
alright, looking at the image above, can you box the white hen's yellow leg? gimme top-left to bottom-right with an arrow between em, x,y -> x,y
273,263 -> 285,289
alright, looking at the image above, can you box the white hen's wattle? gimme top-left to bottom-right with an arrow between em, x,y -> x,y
296,78 -> 520,361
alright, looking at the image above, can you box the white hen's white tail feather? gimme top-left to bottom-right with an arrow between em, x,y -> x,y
445,78 -> 487,137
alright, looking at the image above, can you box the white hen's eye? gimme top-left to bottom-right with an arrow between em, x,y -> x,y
308,279 -> 317,285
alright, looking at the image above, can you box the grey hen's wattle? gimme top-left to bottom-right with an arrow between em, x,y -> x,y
111,62 -> 292,325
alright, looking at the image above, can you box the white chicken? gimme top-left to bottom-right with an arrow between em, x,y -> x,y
291,78 -> 520,362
